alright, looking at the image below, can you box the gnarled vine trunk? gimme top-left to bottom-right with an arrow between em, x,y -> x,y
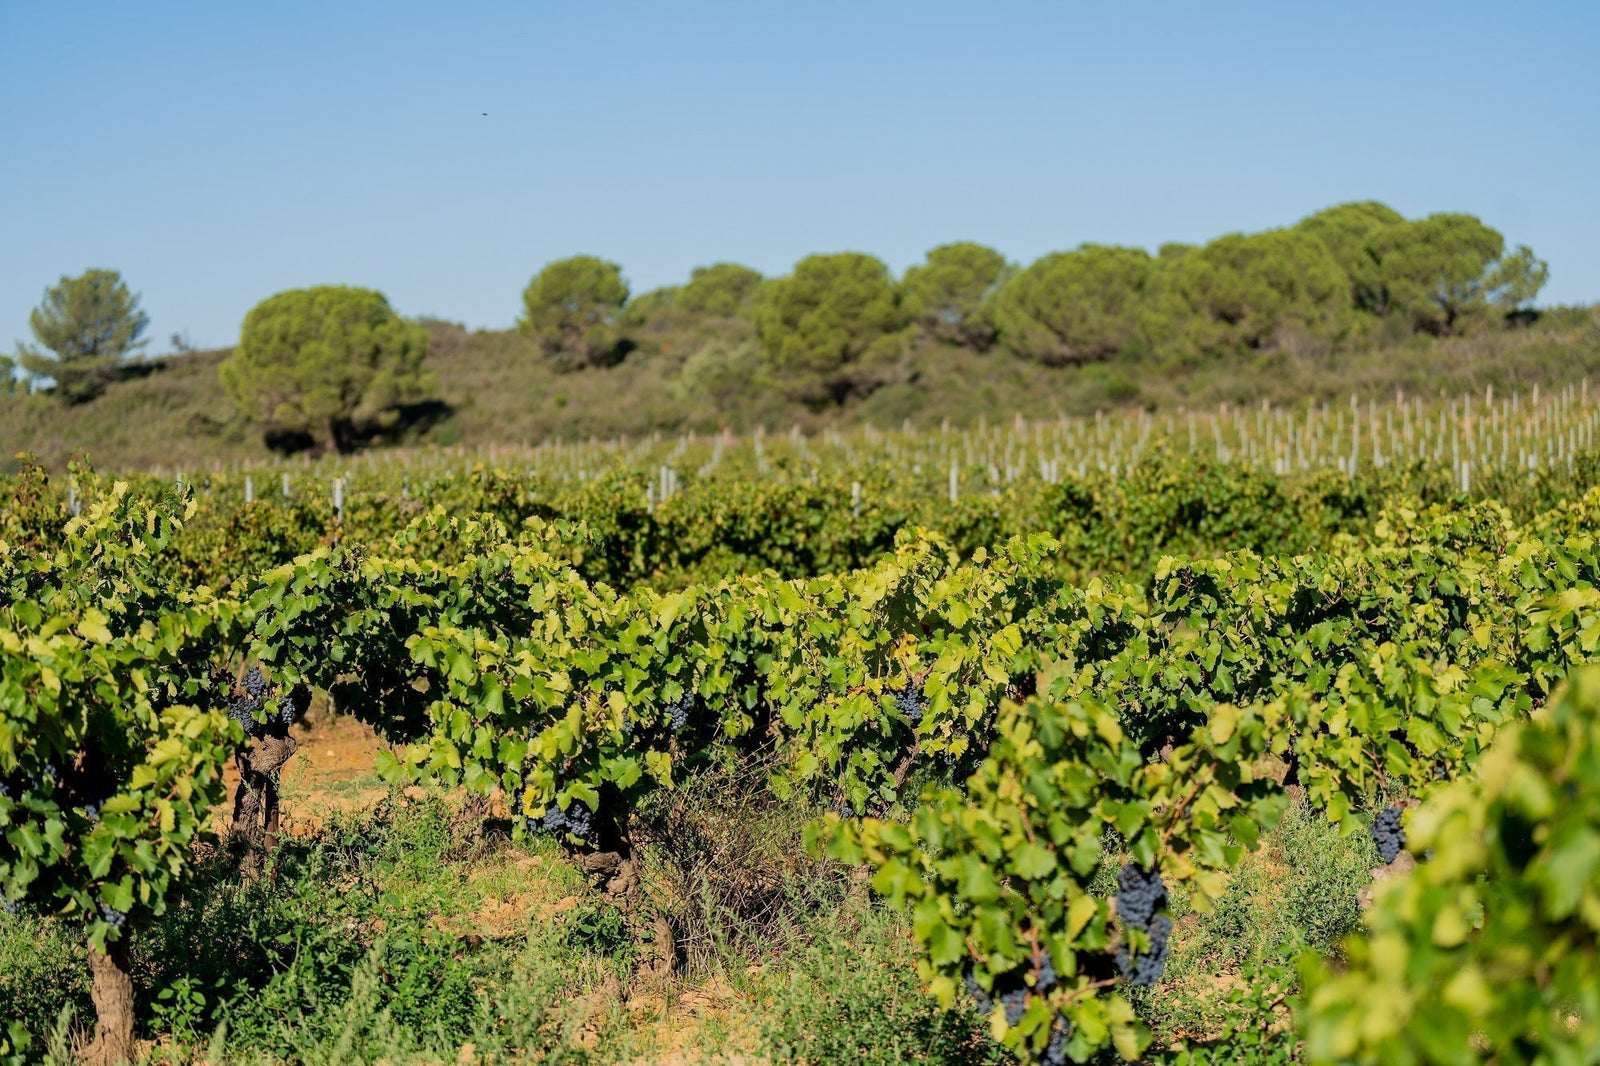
569,809 -> 676,981
231,732 -> 298,877
88,938 -> 133,1066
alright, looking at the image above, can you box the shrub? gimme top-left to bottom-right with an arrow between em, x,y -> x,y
1160,228 -> 1354,357
1361,214 -> 1547,334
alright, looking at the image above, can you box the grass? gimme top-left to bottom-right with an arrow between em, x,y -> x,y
0,780 -> 1005,1065
1133,801 -> 1380,1063
0,766 -> 1391,1065
4,307 -> 1598,472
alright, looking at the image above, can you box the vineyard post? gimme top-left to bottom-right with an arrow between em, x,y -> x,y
949,462 -> 958,503
244,476 -> 254,504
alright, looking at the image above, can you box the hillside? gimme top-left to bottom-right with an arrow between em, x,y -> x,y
3,307 -> 1598,472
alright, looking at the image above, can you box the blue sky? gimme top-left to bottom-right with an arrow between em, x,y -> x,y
3,1 -> 1595,353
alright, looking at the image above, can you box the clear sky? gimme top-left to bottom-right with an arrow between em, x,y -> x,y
2,1 -> 1596,353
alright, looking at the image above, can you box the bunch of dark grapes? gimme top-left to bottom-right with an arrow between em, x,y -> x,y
1000,982 -> 1028,1024
228,668 -> 268,736
1372,806 -> 1405,863
228,667 -> 302,738
1043,1013 -> 1073,1066
963,968 -> 992,1015
565,803 -> 595,841
964,966 -> 1031,1023
892,683 -> 926,726
541,801 -> 595,844
19,762 -> 59,791
2,899 -> 18,917
664,695 -> 694,733
100,905 -> 127,930
242,666 -> 269,702
1036,952 -> 1057,991
1116,863 -> 1172,987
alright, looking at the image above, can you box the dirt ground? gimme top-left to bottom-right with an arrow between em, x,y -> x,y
219,705 -> 390,833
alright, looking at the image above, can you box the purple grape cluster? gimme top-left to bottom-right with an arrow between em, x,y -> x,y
965,955 -> 1070,1054
664,695 -> 694,733
892,683 -> 926,726
100,905 -> 127,930
541,801 -> 595,844
1372,806 -> 1405,863
1036,952 -> 1056,990
227,668 -> 303,738
964,964 -> 1039,1024
999,981 -> 1028,1024
1043,1013 -> 1073,1065
963,968 -> 992,1015
22,762 -> 59,789
1116,863 -> 1172,987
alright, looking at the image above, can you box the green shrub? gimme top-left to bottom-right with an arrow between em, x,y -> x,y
757,903 -> 1006,1065
15,268 -> 149,404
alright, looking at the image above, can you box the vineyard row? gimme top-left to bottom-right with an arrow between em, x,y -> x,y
3,478 -> 1600,1060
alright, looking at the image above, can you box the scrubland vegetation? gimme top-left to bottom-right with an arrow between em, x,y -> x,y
5,202 -> 1592,473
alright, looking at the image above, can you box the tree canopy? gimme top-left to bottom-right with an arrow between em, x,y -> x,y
15,268 -> 149,404
219,286 -> 434,454
1363,214 -> 1547,333
678,262 -> 763,318
617,286 -> 680,329
0,353 -> 18,397
518,256 -> 631,368
1162,228 -> 1354,356
751,253 -> 908,402
993,245 -> 1155,366
900,242 -> 1011,349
